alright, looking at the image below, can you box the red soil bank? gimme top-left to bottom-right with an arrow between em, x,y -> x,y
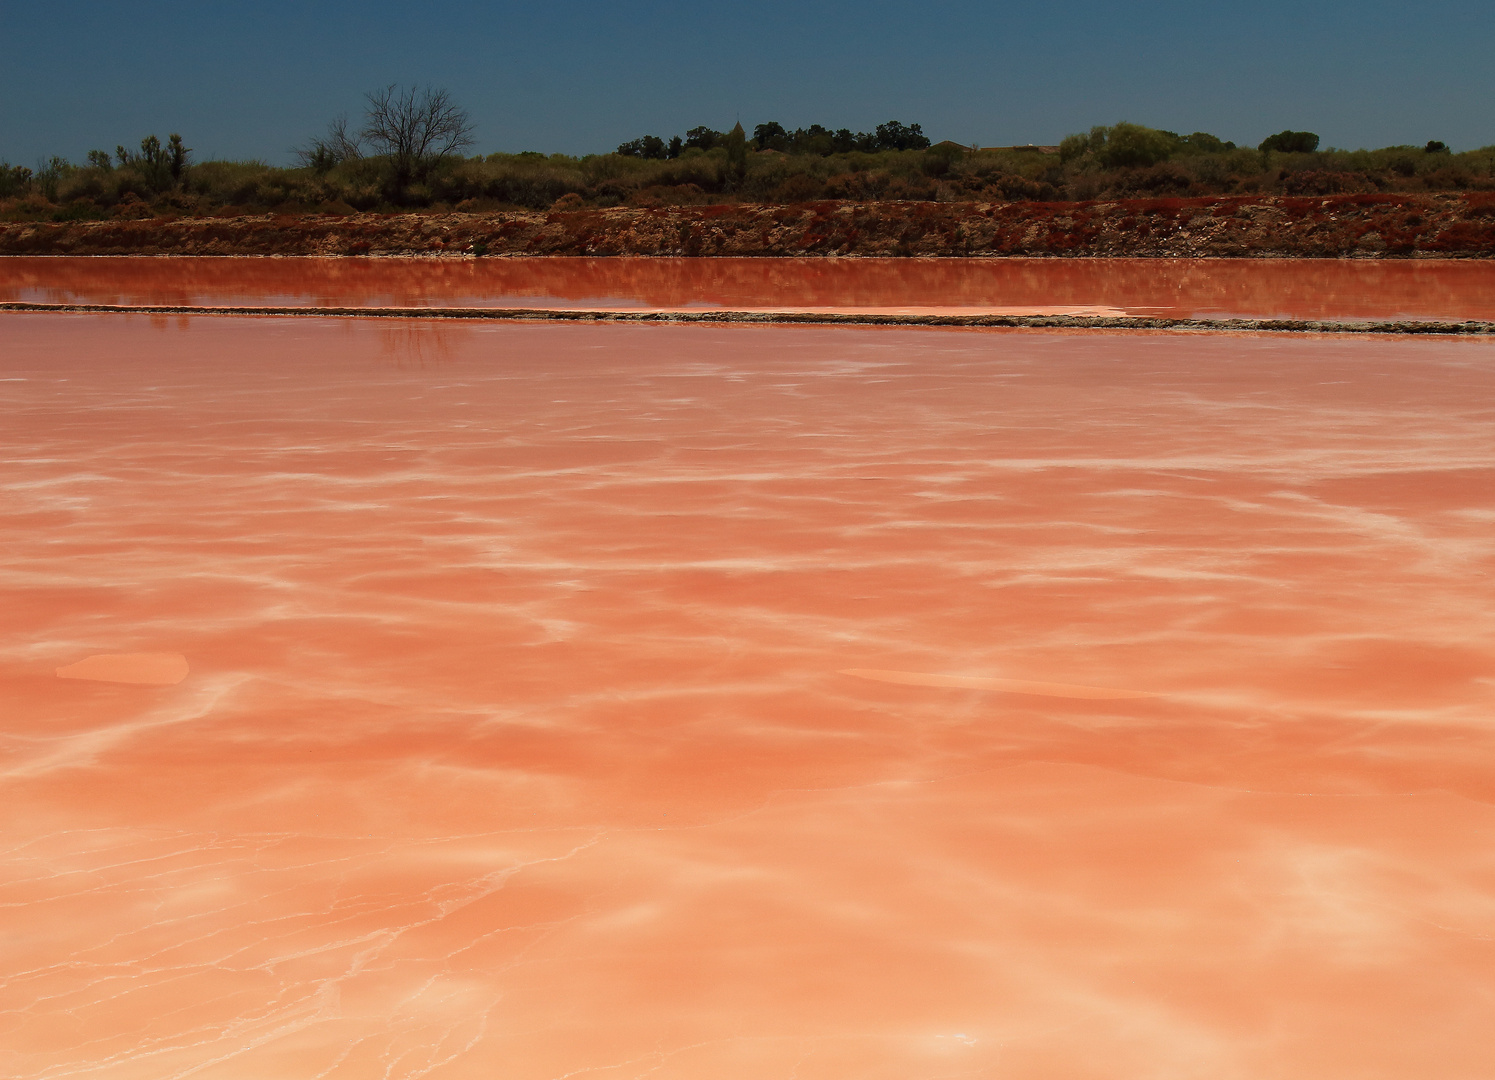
4,192 -> 1495,257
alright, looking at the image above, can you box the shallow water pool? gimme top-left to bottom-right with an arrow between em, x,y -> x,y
3,274 -> 1495,1078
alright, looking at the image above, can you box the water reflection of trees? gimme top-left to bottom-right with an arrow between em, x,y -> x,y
5,255 -> 1495,321
377,318 -> 465,368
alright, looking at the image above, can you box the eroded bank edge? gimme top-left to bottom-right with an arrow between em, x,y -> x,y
4,302 -> 1495,335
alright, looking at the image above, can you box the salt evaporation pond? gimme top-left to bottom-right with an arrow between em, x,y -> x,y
7,254 -> 1495,320
3,261 -> 1495,1079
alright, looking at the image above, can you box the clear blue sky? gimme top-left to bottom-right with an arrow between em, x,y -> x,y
3,0 -> 1492,166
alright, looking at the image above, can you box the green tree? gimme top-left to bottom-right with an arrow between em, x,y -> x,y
783,124 -> 830,155
1258,130 -> 1319,153
0,163 -> 32,198
873,120 -> 930,151
753,121 -> 788,151
724,121 -> 748,182
136,135 -> 172,189
1183,131 -> 1233,153
1096,122 -> 1176,168
167,134 -> 191,182
684,126 -> 722,151
34,156 -> 74,201
922,141 -> 964,175
616,135 -> 667,159
830,128 -> 864,153
1058,133 -> 1090,163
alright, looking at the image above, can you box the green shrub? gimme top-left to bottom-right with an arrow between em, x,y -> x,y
1259,130 -> 1320,153
33,156 -> 74,201
1095,123 -> 1178,168
1181,131 -> 1234,154
0,164 -> 32,199
15,118 -> 1493,216
52,198 -> 109,221
188,160 -> 275,204
723,122 -> 748,183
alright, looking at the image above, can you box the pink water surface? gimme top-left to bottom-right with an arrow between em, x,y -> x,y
2,304 -> 1495,1079
6,255 -> 1495,319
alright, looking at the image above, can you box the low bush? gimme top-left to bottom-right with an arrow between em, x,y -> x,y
7,120 -> 1495,219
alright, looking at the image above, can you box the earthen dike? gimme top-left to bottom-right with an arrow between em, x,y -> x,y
4,193 -> 1495,258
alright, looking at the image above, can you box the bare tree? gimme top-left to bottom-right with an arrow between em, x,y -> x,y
359,84 -> 475,190
294,113 -> 363,174
326,113 -> 364,161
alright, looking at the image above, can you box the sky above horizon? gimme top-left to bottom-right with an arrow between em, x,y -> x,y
4,0 -> 1493,166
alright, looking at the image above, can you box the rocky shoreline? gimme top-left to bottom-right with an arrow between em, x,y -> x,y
4,193 -> 1495,258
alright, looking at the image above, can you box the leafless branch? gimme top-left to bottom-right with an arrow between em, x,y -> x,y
359,84 -> 475,186
327,113 -> 364,160
294,112 -> 363,171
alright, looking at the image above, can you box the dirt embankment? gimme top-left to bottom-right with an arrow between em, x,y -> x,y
5,193 -> 1495,257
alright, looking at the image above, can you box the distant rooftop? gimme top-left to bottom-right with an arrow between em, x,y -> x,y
931,142 -> 1061,154
981,144 -> 1061,154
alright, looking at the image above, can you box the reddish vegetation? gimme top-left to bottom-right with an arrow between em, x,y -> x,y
4,193 -> 1495,257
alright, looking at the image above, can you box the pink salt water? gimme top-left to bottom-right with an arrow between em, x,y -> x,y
3,278 -> 1495,1078
7,254 -> 1495,320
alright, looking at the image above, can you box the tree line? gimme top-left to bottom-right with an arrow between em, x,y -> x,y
617,120 -> 932,160
3,87 -> 1489,221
